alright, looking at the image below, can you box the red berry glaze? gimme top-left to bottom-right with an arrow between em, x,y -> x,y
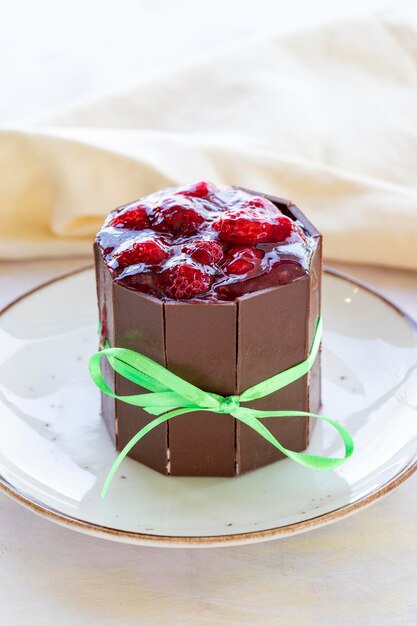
157,261 -> 212,300
114,237 -> 168,268
268,217 -> 294,242
213,210 -> 293,245
240,196 -> 278,215
175,181 -> 215,199
182,240 -> 224,265
152,198 -> 205,235
108,204 -> 150,230
223,246 -> 264,275
96,181 -> 313,301
271,261 -> 306,285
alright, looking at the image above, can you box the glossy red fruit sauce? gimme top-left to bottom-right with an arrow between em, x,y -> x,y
96,181 -> 316,301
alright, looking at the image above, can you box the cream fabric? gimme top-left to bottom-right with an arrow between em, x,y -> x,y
1,12 -> 417,267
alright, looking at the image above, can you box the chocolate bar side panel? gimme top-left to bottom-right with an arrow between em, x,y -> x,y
112,283 -> 168,473
165,302 -> 237,476
308,236 -> 322,415
236,277 -> 310,473
94,244 -> 116,442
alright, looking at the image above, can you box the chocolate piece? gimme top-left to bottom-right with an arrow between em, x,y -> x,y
94,244 -> 116,440
236,276 -> 311,473
165,301 -> 237,476
94,191 -> 322,477
307,240 -> 322,416
113,280 -> 168,473
95,244 -> 168,472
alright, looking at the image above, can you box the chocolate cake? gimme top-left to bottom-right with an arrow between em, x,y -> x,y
94,181 -> 322,476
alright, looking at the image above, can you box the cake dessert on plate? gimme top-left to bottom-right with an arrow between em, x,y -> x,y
94,181 -> 322,476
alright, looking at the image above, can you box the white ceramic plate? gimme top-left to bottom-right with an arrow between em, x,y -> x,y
0,268 -> 416,547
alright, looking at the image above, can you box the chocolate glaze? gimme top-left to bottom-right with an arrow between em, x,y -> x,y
94,191 -> 322,477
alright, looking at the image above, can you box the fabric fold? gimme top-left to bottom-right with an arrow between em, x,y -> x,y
1,11 -> 416,267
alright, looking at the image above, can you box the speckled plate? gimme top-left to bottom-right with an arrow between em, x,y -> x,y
0,267 -> 416,547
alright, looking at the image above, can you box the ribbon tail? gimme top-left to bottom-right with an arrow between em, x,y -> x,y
231,408 -> 354,470
100,408 -> 198,498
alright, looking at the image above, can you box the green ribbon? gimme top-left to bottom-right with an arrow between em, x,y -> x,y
89,317 -> 354,498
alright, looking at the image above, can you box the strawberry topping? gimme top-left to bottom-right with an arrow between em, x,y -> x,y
114,237 -> 168,268
157,261 -> 212,300
182,240 -> 224,265
213,209 -> 293,245
152,199 -> 205,235
223,246 -> 264,275
175,181 -> 215,199
97,181 -> 311,300
108,205 -> 150,230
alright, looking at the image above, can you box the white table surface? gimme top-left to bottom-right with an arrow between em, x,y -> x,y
1,1 -> 416,624
0,259 -> 416,626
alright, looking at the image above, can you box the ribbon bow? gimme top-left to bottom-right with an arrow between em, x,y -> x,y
89,317 -> 354,497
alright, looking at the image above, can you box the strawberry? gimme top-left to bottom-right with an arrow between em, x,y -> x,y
213,209 -> 292,245
108,204 -> 150,230
175,181 -> 215,199
223,246 -> 264,275
157,261 -> 212,300
152,198 -> 205,235
240,196 -> 278,216
268,217 -> 294,242
182,240 -> 224,265
114,237 -> 168,268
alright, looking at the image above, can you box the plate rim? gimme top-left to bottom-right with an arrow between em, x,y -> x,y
1,265 -> 416,547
